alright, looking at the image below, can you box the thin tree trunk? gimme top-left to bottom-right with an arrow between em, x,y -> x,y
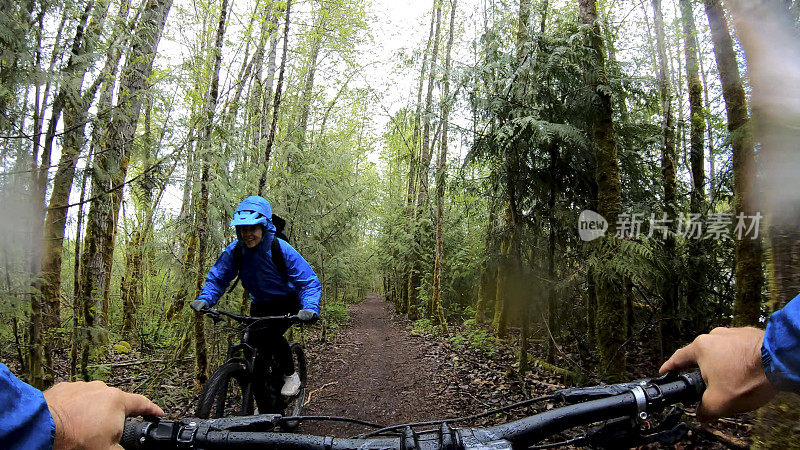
297,7 -> 323,146
257,0 -> 292,194
431,0 -> 455,331
704,0 -> 764,326
516,0 -> 531,373
194,0 -> 229,386
402,1 -> 438,316
492,204 -> 516,338
70,147 -> 92,381
546,142 -> 558,363
680,0 -> 706,333
698,44 -> 715,193
652,0 -> 679,357
475,191 -> 498,323
408,0 -> 443,319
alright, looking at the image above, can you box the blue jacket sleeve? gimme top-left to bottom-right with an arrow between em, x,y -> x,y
0,363 -> 54,450
196,242 -> 239,307
278,240 -> 322,314
762,293 -> 800,392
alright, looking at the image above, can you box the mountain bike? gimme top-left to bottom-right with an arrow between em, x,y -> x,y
195,308 -> 307,430
123,370 -> 705,449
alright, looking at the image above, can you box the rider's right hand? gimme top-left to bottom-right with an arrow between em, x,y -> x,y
191,299 -> 209,312
297,309 -> 318,323
660,327 -> 777,422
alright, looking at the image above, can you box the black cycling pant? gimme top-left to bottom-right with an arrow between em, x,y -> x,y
249,295 -> 299,377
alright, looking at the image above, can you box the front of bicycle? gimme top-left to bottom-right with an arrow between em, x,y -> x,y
123,370 -> 705,450
195,308 -> 307,429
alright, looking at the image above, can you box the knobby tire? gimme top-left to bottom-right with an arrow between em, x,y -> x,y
196,361 -> 254,419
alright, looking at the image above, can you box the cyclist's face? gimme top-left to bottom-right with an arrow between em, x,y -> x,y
240,225 -> 263,248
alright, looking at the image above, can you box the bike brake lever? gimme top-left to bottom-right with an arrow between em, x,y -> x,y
586,406 -> 690,449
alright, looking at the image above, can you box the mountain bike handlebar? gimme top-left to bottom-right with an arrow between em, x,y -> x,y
203,308 -> 300,324
121,370 -> 705,449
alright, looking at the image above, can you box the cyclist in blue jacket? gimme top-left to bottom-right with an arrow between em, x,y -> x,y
190,195 -> 321,397
1,362 -> 162,449
661,293 -> 800,421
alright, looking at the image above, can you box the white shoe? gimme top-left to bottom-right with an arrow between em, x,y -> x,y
281,372 -> 301,396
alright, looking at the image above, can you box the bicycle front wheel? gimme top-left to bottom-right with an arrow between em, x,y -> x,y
280,342 -> 307,430
196,361 -> 254,419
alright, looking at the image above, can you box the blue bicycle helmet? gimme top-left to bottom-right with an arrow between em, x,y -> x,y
229,196 -> 273,229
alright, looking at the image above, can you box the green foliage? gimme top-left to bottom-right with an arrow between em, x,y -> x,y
586,238 -> 660,288
411,318 -> 439,335
88,363 -> 111,382
450,319 -> 496,356
324,300 -> 350,329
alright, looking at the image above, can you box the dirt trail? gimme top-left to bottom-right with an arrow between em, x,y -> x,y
299,293 -> 446,437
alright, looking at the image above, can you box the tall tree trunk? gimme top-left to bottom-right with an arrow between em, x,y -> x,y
40,0 -> 110,330
652,0 -> 679,357
297,8 -> 323,146
257,0 -> 292,194
475,190 -> 498,323
79,0 -> 172,378
515,0 -> 531,373
194,0 -> 229,386
403,0 -> 438,315
698,45 -> 715,191
25,0 -> 95,389
578,0 -> 625,381
259,30 -> 280,146
408,0 -> 442,319
492,204 -> 519,338
70,147 -> 92,381
546,143 -> 558,363
431,0 -> 455,331
704,0 -> 764,326
248,3 -> 281,164
680,0 -> 706,333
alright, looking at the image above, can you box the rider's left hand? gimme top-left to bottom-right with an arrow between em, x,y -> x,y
44,380 -> 163,449
297,309 -> 318,323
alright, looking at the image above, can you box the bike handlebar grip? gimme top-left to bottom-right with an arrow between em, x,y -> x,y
120,418 -> 140,449
682,370 -> 706,399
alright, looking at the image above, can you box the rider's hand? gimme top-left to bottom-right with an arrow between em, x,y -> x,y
191,299 -> 209,312
43,380 -> 163,450
660,327 -> 777,422
297,309 -> 318,323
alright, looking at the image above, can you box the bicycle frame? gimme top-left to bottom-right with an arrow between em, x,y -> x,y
202,309 -> 302,416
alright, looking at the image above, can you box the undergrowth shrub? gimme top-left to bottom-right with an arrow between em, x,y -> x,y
411,318 -> 439,335
324,300 -> 350,329
450,319 -> 496,355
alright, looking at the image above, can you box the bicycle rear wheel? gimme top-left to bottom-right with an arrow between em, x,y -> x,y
280,342 -> 307,430
196,361 -> 254,419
